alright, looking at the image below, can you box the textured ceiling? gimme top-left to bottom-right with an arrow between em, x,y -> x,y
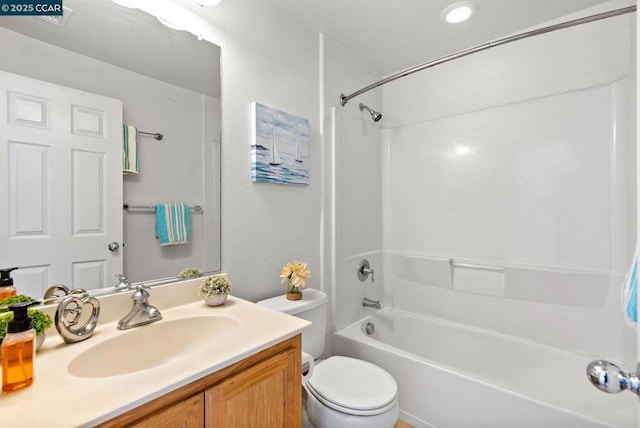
0,1 -> 626,95
271,0 -> 619,76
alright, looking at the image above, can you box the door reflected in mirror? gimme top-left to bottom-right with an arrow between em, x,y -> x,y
0,0 -> 221,298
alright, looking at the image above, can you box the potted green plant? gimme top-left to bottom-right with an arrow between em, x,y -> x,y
0,308 -> 53,351
0,294 -> 36,313
179,267 -> 203,279
198,274 -> 232,307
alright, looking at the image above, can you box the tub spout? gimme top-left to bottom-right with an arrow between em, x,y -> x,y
362,297 -> 381,309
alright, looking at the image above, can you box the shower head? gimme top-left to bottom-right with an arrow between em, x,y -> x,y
359,103 -> 382,123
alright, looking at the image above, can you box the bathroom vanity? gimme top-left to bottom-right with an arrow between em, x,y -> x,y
103,335 -> 301,427
0,279 -> 310,427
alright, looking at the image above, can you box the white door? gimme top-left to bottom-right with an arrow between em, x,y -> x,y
0,71 -> 123,297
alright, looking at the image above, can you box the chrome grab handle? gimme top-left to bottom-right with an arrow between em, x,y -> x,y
357,259 -> 375,283
108,241 -> 120,252
586,360 -> 640,396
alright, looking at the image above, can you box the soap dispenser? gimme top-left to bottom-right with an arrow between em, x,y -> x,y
2,302 -> 36,394
0,267 -> 18,300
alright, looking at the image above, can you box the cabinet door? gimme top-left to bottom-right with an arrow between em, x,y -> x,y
132,393 -> 204,428
205,349 -> 301,428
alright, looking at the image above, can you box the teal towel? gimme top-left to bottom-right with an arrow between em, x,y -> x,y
123,125 -> 139,175
155,203 -> 191,246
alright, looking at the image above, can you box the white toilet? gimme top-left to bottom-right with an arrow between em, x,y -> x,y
257,289 -> 399,428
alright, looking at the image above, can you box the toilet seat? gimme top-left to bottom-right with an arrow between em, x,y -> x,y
305,356 -> 398,416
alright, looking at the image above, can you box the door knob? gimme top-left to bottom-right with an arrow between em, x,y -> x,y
107,242 -> 120,252
586,360 -> 640,396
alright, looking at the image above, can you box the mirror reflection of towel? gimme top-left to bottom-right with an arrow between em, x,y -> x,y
155,203 -> 191,246
123,125 -> 139,175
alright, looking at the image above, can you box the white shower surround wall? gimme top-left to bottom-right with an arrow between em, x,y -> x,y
384,79 -> 635,359
379,6 -> 636,360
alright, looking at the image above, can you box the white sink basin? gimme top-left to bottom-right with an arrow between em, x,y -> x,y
68,315 -> 239,378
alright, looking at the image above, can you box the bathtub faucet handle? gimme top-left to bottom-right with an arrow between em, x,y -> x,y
357,259 -> 375,283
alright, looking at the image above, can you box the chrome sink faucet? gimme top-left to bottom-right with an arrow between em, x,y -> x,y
117,284 -> 162,330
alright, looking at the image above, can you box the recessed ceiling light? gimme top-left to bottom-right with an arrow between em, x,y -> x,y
441,1 -> 477,24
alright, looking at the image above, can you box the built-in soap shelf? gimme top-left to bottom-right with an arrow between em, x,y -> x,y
389,253 -> 615,307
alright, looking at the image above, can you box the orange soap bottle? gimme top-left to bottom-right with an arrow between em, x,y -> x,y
0,267 -> 18,300
2,302 -> 36,394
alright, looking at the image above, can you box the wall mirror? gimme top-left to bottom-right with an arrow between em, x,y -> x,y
0,0 -> 221,299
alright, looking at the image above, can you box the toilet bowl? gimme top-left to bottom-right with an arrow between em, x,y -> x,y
304,356 -> 399,428
257,289 -> 399,428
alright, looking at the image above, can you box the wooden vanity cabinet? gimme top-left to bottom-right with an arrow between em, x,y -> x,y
100,335 -> 302,428
130,394 -> 204,428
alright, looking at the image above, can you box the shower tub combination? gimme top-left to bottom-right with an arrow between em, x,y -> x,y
333,308 -> 635,428
331,4 -> 637,427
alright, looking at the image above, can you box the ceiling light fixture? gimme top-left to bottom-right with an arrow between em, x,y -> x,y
441,1 -> 477,24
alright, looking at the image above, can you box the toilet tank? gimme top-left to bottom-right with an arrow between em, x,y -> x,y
257,288 -> 328,358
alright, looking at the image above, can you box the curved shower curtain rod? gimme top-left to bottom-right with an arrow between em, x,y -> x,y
339,5 -> 636,107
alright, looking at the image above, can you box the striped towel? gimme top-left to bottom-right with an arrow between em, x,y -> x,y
155,204 -> 191,246
622,251 -> 638,329
123,125 -> 139,175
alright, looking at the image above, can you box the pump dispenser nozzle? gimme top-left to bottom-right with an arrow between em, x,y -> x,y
0,267 -> 18,287
7,302 -> 35,333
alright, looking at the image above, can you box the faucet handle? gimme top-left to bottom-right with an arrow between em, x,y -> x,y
357,259 -> 375,283
365,267 -> 375,282
130,284 -> 150,301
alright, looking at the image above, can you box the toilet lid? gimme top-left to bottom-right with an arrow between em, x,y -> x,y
306,356 -> 398,413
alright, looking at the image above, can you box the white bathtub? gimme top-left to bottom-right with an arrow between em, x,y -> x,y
333,308 -> 635,428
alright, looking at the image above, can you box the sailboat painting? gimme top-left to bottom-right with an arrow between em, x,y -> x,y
251,102 -> 309,186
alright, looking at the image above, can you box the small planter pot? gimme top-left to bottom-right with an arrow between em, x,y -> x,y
286,292 -> 302,301
286,282 -> 303,301
204,294 -> 228,307
35,333 -> 45,351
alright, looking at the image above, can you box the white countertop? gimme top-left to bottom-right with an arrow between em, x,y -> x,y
1,280 -> 310,427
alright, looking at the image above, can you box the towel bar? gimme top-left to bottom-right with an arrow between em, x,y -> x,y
137,130 -> 164,141
123,204 -> 203,213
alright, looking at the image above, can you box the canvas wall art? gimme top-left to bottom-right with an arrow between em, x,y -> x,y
251,102 -> 309,186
